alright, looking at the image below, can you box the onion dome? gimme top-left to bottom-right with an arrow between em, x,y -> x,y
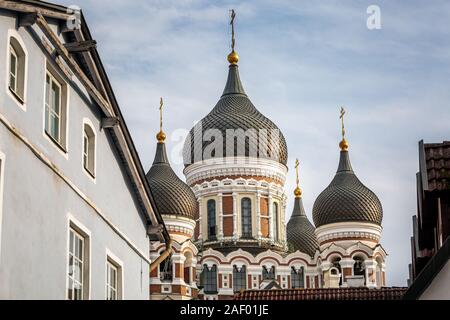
182,54 -> 288,166
286,160 -> 319,256
146,117 -> 198,220
312,127 -> 383,228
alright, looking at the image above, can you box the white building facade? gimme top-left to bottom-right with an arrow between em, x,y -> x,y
0,1 -> 168,300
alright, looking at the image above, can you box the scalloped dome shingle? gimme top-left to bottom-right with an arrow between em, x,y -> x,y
312,150 -> 383,228
287,197 -> 319,257
183,64 -> 288,166
146,142 -> 198,220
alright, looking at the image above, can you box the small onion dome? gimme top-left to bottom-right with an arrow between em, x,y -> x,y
312,150 -> 383,228
287,197 -> 319,257
183,59 -> 288,166
146,141 -> 197,219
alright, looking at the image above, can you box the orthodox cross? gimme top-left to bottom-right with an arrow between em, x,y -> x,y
340,107 -> 346,140
295,159 -> 300,188
230,9 -> 236,51
159,97 -> 164,132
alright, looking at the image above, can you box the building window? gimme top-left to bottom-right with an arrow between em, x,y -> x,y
291,267 -> 305,289
159,255 -> 173,282
207,199 -> 216,240
241,198 -> 252,238
233,265 -> 247,293
44,68 -> 67,150
83,123 -> 96,177
201,265 -> 218,294
331,257 -> 343,286
273,202 -> 279,241
0,153 -> 4,263
353,256 -> 365,277
8,37 -> 26,103
262,266 -> 275,281
67,227 -> 89,300
106,258 -> 122,300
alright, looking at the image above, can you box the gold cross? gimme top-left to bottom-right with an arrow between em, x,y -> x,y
295,158 -> 300,187
230,9 -> 236,51
159,97 -> 164,132
340,106 -> 346,140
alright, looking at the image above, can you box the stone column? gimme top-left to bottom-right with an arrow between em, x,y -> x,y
232,192 -> 238,240
339,259 -> 355,286
218,193 -> 223,240
256,192 -> 262,241
364,260 -> 378,289
197,197 -> 203,241
268,194 -> 274,243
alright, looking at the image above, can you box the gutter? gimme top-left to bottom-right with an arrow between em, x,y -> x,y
150,239 -> 173,273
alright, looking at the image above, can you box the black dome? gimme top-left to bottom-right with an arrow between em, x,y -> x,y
183,64 -> 288,166
287,197 -> 319,257
312,150 -> 383,228
146,142 -> 197,219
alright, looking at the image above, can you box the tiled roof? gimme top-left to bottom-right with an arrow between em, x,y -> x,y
286,197 -> 319,257
183,64 -> 288,166
234,287 -> 407,300
423,141 -> 450,191
146,142 -> 198,219
313,150 -> 383,227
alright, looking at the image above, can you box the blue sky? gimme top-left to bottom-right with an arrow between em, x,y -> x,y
59,0 -> 450,286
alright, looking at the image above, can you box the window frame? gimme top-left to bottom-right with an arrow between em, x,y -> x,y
207,199 -> 217,240
43,62 -> 69,156
105,250 -> 123,300
233,265 -> 247,293
9,44 -> 18,94
291,266 -> 305,289
6,31 -> 28,109
241,198 -> 252,238
66,216 -> 91,300
82,120 -> 96,180
45,71 -> 63,144
202,264 -> 218,294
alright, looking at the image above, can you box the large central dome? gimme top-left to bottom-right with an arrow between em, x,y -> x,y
183,62 -> 288,166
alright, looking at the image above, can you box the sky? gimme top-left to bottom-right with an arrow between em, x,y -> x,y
58,0 -> 450,286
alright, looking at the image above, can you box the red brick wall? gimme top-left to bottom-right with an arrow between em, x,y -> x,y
260,198 -> 269,216
223,217 -> 234,237
223,196 -> 233,214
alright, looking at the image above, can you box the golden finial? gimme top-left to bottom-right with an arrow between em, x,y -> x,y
156,97 -> 166,143
294,159 -> 302,198
227,9 -> 239,64
339,107 -> 349,151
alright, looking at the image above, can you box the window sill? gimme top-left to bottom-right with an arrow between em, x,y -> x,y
45,131 -> 68,154
83,166 -> 96,179
8,86 -> 24,105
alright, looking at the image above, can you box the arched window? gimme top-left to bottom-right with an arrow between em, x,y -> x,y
207,200 -> 216,239
353,256 -> 365,277
241,198 -> 252,238
233,265 -> 247,293
291,267 -> 305,289
159,255 -> 173,282
331,257 -> 342,286
262,266 -> 275,281
273,202 -> 279,241
8,36 -> 26,103
83,123 -> 96,177
201,265 -> 218,294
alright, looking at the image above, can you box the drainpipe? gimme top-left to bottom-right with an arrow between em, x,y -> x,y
150,238 -> 173,273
